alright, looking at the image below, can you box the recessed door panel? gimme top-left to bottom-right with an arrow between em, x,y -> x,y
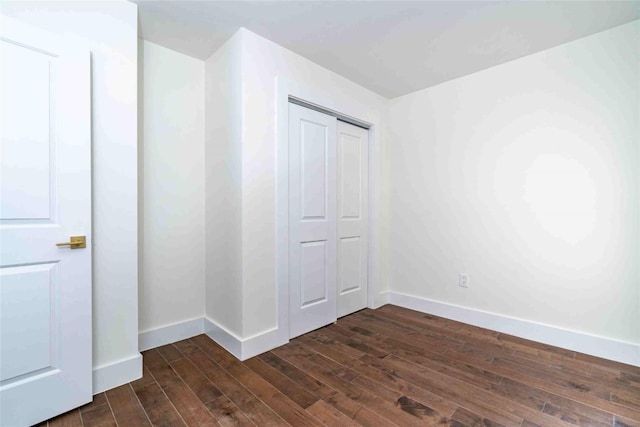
300,241 -> 327,306
339,237 -> 360,295
340,133 -> 361,219
0,263 -> 57,382
0,40 -> 53,220
301,120 -> 328,220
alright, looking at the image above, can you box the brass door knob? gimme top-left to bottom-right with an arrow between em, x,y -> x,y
56,236 -> 86,249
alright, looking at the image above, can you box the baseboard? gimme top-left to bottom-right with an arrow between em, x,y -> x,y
139,318 -> 205,351
92,353 -> 142,394
371,290 -> 390,309
203,317 -> 243,359
386,291 -> 640,367
241,327 -> 285,360
203,317 -> 286,361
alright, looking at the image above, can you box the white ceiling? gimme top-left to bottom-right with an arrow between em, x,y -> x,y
133,1 -> 639,98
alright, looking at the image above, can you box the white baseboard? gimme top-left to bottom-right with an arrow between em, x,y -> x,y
385,291 -> 640,367
92,353 -> 142,394
203,317 -> 242,359
241,327 -> 285,360
139,318 -> 205,351
203,317 -> 286,361
371,290 -> 390,309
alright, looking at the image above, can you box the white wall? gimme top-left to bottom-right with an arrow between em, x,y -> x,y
0,1 -> 141,389
204,32 -> 244,337
139,41 -> 205,334
388,22 -> 639,345
238,29 -> 389,338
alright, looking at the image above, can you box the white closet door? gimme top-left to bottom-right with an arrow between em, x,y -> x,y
337,121 -> 369,317
288,103 -> 337,338
0,17 -> 92,427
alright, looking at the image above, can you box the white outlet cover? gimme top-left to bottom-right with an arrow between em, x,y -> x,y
459,273 -> 469,287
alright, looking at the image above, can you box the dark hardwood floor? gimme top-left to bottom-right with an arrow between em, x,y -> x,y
40,305 -> 640,426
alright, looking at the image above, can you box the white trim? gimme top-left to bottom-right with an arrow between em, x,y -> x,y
204,317 -> 242,359
373,290 -> 390,309
204,318 -> 282,361
240,327 -> 282,360
386,291 -> 640,367
275,77 -> 381,347
138,318 -> 205,352
92,353 -> 142,394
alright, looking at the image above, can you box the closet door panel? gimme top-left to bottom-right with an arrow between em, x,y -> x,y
289,103 -> 337,338
337,121 -> 368,317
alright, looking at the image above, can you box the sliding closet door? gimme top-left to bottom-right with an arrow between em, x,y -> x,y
337,121 -> 368,317
288,103 -> 337,338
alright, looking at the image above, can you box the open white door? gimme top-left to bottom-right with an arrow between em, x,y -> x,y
0,17 -> 92,426
288,103 -> 337,338
337,121 -> 368,317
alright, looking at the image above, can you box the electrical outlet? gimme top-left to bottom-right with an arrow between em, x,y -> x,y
459,273 -> 469,288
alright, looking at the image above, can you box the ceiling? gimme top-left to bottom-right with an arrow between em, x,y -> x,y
133,1 -> 639,98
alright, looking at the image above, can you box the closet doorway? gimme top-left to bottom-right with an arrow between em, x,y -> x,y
288,102 -> 369,338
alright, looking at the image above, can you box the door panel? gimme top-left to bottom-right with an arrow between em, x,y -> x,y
339,133 -> 362,219
289,103 -> 337,338
337,121 -> 368,317
0,17 -> 92,427
300,241 -> 328,306
301,121 -> 328,219
0,263 -> 56,382
0,41 -> 52,220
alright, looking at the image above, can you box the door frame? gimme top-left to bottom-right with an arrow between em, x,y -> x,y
275,77 -> 381,346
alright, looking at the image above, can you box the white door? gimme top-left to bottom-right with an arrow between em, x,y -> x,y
337,121 -> 368,318
0,17 -> 92,427
288,103 -> 337,338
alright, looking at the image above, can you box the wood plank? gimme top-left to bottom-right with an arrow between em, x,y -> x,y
170,356 -> 224,405
491,377 -> 613,426
258,351 -> 386,427
157,343 -> 185,363
612,391 -> 640,412
305,400 -> 360,427
164,382 -> 221,426
575,353 -> 640,377
78,403 -> 117,427
339,316 -> 505,391
542,402 -> 611,427
133,380 -> 187,427
394,395 -> 453,424
206,395 -> 256,427
143,348 -> 183,389
48,410 -> 82,427
302,327 -> 462,417
131,365 -> 157,392
297,335 -> 402,402
244,356 -> 319,409
79,393 -> 108,415
450,406 -> 506,427
173,337 -> 203,355
347,309 -> 640,423
105,384 -> 151,426
191,335 -> 323,426
614,415 -> 640,427
185,347 -> 288,426
274,342 -> 426,427
492,355 -> 612,400
361,353 -> 567,427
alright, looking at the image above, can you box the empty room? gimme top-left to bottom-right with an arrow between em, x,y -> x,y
0,1 -> 638,426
